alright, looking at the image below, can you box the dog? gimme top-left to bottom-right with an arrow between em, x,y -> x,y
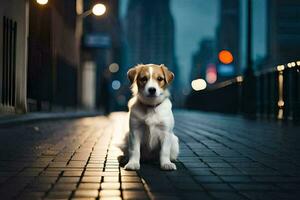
122,64 -> 179,171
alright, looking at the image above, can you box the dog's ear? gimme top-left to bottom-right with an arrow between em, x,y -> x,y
160,65 -> 174,84
127,67 -> 137,84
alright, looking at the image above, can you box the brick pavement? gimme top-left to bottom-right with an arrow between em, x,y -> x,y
0,111 -> 299,200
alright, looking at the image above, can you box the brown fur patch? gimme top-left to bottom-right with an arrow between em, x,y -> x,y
136,66 -> 150,89
127,64 -> 174,89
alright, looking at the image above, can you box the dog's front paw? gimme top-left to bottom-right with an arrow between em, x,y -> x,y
124,161 -> 140,171
161,162 -> 177,171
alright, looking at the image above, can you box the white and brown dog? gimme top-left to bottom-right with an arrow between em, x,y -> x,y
123,64 -> 179,171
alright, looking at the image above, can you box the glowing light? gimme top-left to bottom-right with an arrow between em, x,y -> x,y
206,72 -> 217,84
218,50 -> 234,64
287,63 -> 292,68
92,3 -> 106,16
206,64 -> 217,84
191,79 -> 207,91
297,61 -> 300,66
278,100 -> 284,107
112,80 -> 121,90
291,62 -> 296,67
277,68 -> 284,120
109,63 -> 119,73
36,0 -> 48,5
236,76 -> 243,83
277,65 -> 284,71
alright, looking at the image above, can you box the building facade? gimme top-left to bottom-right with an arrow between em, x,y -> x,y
0,0 -> 83,113
27,0 -> 81,111
124,0 -> 179,105
216,0 -> 241,80
125,0 -> 178,77
266,0 -> 300,68
190,39 -> 216,83
0,0 -> 29,113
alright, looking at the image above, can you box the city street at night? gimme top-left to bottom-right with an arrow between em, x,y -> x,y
1,0 -> 300,199
0,111 -> 299,200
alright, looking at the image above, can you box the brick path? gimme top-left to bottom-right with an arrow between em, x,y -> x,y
0,111 -> 299,200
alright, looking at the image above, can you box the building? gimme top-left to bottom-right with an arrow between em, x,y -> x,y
265,0 -> 300,68
124,0 -> 178,79
216,0 -> 241,80
27,0 -> 81,111
0,0 -> 83,113
190,39 -> 216,84
124,0 -> 179,104
0,0 -> 28,113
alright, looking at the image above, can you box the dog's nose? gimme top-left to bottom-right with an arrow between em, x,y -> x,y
148,87 -> 156,95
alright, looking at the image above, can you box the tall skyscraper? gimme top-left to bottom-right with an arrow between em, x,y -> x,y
216,0 -> 240,79
124,0 -> 178,74
266,0 -> 300,67
124,0 -> 180,105
190,39 -> 216,83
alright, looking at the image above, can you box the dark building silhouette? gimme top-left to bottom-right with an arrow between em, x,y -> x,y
0,0 -> 85,113
124,0 -> 178,76
266,0 -> 300,67
216,0 -> 240,79
27,0 -> 80,111
190,39 -> 216,83
124,0 -> 180,105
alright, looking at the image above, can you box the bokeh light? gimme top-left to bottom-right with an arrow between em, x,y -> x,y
191,79 -> 207,91
36,0 -> 48,5
92,3 -> 106,16
206,64 -> 217,84
112,80 -> 121,90
277,65 -> 284,71
236,76 -> 243,83
109,63 -> 119,73
218,50 -> 233,64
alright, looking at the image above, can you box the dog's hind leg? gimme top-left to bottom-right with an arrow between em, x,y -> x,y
170,134 -> 179,161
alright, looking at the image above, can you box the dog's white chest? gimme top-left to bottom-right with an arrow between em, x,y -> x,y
130,98 -> 174,129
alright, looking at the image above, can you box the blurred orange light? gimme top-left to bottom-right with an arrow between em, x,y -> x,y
218,50 -> 233,64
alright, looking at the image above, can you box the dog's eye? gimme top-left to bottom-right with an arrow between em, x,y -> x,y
140,77 -> 147,82
157,77 -> 164,82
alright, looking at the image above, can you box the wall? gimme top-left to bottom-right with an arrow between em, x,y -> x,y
0,0 -> 29,113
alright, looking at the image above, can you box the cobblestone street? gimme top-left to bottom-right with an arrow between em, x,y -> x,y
0,111 -> 300,200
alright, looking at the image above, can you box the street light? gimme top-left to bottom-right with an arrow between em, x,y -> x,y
36,0 -> 48,5
78,3 -> 106,18
92,3 -> 106,16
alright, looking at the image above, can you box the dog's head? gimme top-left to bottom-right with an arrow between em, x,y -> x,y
127,64 -> 174,106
